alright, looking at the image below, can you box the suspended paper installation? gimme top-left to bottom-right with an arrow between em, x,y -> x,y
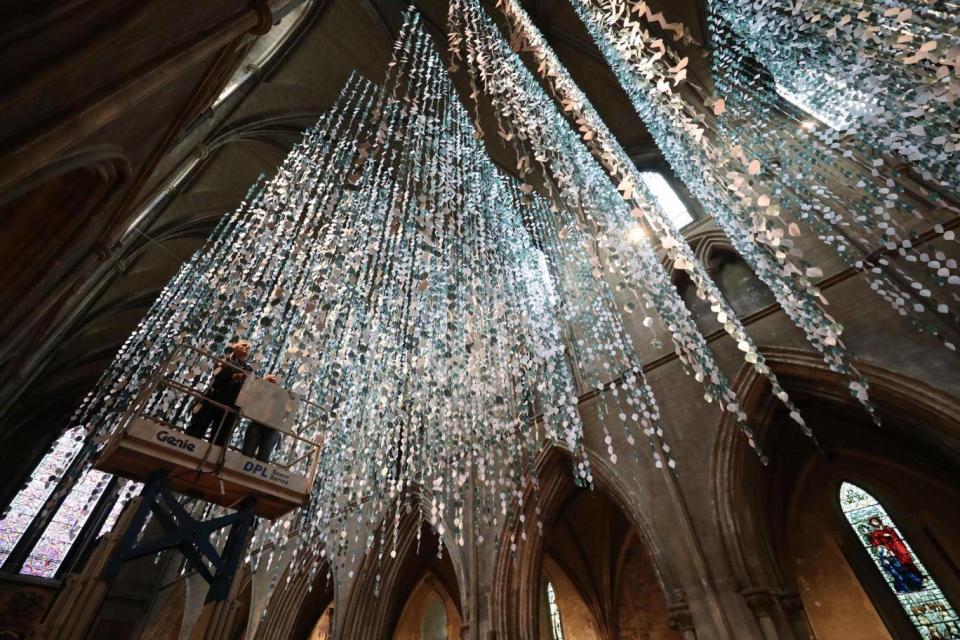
553,0 -> 960,421
52,13 -> 707,590
708,2 -> 960,344
449,0 -> 819,455
709,0 -> 960,190
567,0 -> 960,359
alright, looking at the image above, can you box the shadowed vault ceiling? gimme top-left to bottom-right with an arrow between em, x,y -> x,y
0,0 -> 711,499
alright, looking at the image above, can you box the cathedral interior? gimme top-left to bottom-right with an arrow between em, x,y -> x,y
1,1 -> 959,639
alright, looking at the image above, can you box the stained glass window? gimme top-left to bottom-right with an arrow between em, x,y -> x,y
0,426 -> 86,568
546,580 -> 564,640
97,480 -> 140,538
20,467 -> 112,578
0,425 -> 135,578
839,482 -> 960,639
638,172 -> 693,228
420,592 -> 448,640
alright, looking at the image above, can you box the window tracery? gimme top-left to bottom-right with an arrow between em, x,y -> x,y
839,482 -> 960,639
20,467 -> 110,577
0,426 -> 85,569
546,580 -> 564,640
0,426 -> 139,578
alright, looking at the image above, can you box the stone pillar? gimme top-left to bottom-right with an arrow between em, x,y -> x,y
31,497 -> 142,640
779,593 -> 813,639
669,603 -> 698,640
743,588 -> 779,640
194,579 -> 246,640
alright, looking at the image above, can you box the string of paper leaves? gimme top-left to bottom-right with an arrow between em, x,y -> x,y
710,0 -> 960,188
563,0 -> 959,361
449,0 -> 832,453
58,13 -> 677,591
37,0 -> 959,600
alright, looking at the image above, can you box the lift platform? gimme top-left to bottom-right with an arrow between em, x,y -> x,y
94,344 -> 325,520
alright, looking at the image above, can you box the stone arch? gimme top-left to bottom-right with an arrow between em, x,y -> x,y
391,569 -> 464,639
492,445 -> 682,640
704,248 -> 774,317
338,493 -> 468,640
712,347 -> 960,638
0,146 -> 130,344
669,231 -> 775,335
254,556 -> 335,640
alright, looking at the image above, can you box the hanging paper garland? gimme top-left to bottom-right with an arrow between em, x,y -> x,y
565,0 -> 960,355
553,0 -> 885,421
52,12 -> 672,593
707,2 -> 960,347
449,0 -> 830,455
485,0 -> 813,440
710,0 -> 960,189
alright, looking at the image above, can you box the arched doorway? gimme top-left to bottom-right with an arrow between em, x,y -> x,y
338,497 -> 467,640
255,559 -> 335,640
391,570 -> 463,640
493,448 -> 680,639
714,349 -> 960,639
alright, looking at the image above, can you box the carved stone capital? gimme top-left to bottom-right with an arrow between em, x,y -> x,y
668,603 -> 695,632
742,587 -> 776,618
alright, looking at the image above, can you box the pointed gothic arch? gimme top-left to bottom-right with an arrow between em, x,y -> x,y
712,347 -> 960,638
391,569 -> 463,640
670,232 -> 775,337
337,493 -> 468,640
491,445 -> 682,640
254,555 -> 335,640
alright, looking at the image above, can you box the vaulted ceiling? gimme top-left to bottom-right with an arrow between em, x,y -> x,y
0,0 -> 712,501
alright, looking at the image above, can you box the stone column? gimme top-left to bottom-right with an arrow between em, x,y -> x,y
743,588 -> 779,640
779,593 -> 813,640
669,603 -> 698,640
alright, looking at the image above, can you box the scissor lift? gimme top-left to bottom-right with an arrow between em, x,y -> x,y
42,345 -> 324,620
94,358 -> 321,519
91,344 -> 324,598
36,345 -> 328,639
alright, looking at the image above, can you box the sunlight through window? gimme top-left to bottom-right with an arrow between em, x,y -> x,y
639,172 -> 693,228
775,72 -> 871,132
547,580 -> 564,640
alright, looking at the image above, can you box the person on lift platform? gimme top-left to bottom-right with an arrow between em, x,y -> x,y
241,373 -> 282,462
186,339 -> 255,446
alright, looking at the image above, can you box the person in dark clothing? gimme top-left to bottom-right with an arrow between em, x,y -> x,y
241,373 -> 282,462
186,340 -> 254,446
